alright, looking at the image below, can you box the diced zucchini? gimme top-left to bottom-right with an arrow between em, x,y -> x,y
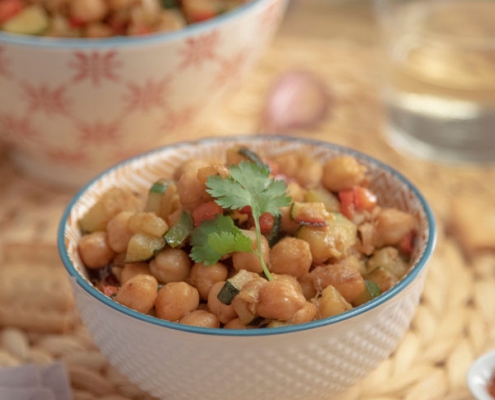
238,147 -> 268,170
125,233 -> 165,263
366,267 -> 398,294
79,187 -> 141,234
264,214 -> 282,247
352,280 -> 381,307
217,269 -> 259,305
317,285 -> 352,319
232,278 -> 265,324
145,179 -> 171,213
366,247 -> 409,279
161,0 -> 180,8
145,179 -> 180,221
231,297 -> 257,325
266,320 -> 291,328
225,146 -> 268,170
127,212 -> 169,237
290,202 -> 328,226
1,5 -> 49,35
164,211 -> 193,248
305,187 -> 341,213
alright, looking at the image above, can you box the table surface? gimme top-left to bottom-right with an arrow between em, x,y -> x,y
1,2 -> 495,400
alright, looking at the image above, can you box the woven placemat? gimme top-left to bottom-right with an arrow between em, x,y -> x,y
1,36 -> 495,400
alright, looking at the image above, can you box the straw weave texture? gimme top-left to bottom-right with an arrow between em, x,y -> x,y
1,37 -> 494,400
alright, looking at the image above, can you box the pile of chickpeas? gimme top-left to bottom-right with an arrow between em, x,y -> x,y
2,0 -> 247,38
77,147 -> 417,329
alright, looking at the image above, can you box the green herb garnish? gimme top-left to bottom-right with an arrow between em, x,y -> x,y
190,215 -> 253,265
190,161 -> 291,280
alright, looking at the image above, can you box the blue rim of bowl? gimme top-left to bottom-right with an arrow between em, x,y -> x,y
58,134 -> 437,337
0,0 -> 271,48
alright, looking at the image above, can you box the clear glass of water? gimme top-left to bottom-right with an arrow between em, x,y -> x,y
374,0 -> 495,164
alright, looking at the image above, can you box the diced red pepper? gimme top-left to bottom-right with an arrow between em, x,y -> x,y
339,186 -> 377,219
69,17 -> 86,28
193,201 -> 223,227
182,0 -> 218,23
353,187 -> 377,211
399,230 -> 415,255
0,0 -> 23,24
103,285 -> 119,297
240,206 -> 252,215
338,190 -> 355,219
259,212 -> 275,233
133,25 -> 152,36
107,15 -> 128,35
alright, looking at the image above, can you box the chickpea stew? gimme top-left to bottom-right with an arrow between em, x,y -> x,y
77,145 -> 417,330
0,0 -> 248,38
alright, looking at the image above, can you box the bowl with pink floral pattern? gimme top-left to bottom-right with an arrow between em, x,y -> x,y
0,0 -> 288,188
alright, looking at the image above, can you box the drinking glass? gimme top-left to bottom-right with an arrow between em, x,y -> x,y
374,0 -> 495,164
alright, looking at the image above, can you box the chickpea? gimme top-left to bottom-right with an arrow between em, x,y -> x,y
174,159 -> 211,180
150,248 -> 191,284
270,152 -> 298,177
321,156 -> 367,192
294,155 -> 323,189
232,230 -> 269,274
374,208 -> 415,248
287,182 -> 306,203
114,274 -> 158,314
271,152 -> 322,188
177,171 -> 212,211
107,211 -> 134,253
108,0 -> 137,11
188,262 -> 229,300
70,0 -> 109,23
270,237 -> 312,278
121,262 -> 151,284
298,272 -> 317,300
341,254 -> 366,276
289,301 -> 318,325
311,263 -> 365,303
78,231 -> 115,269
196,164 -> 230,184
84,22 -> 114,38
155,282 -> 199,322
179,310 -> 220,328
207,281 -> 237,324
273,274 -> 304,294
256,279 -> 306,321
224,318 -> 249,330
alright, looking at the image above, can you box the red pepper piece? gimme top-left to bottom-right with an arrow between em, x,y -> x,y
193,201 -> 223,227
0,0 -> 23,24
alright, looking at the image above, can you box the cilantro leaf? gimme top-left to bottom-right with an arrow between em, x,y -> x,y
192,159 -> 291,281
190,215 -> 252,265
206,161 -> 291,216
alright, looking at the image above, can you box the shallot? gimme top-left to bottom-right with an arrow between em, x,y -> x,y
260,69 -> 331,134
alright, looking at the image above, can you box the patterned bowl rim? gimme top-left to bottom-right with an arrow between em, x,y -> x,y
0,0 -> 278,49
58,134 -> 437,337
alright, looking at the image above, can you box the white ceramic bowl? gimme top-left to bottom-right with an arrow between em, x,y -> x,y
58,135 -> 436,400
468,350 -> 495,400
0,0 -> 287,188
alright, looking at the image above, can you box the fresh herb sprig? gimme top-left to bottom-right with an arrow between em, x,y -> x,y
190,160 -> 291,280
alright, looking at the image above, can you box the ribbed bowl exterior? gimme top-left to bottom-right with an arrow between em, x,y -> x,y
59,135 -> 436,400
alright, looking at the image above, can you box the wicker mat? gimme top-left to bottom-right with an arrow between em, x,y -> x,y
1,36 -> 495,400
